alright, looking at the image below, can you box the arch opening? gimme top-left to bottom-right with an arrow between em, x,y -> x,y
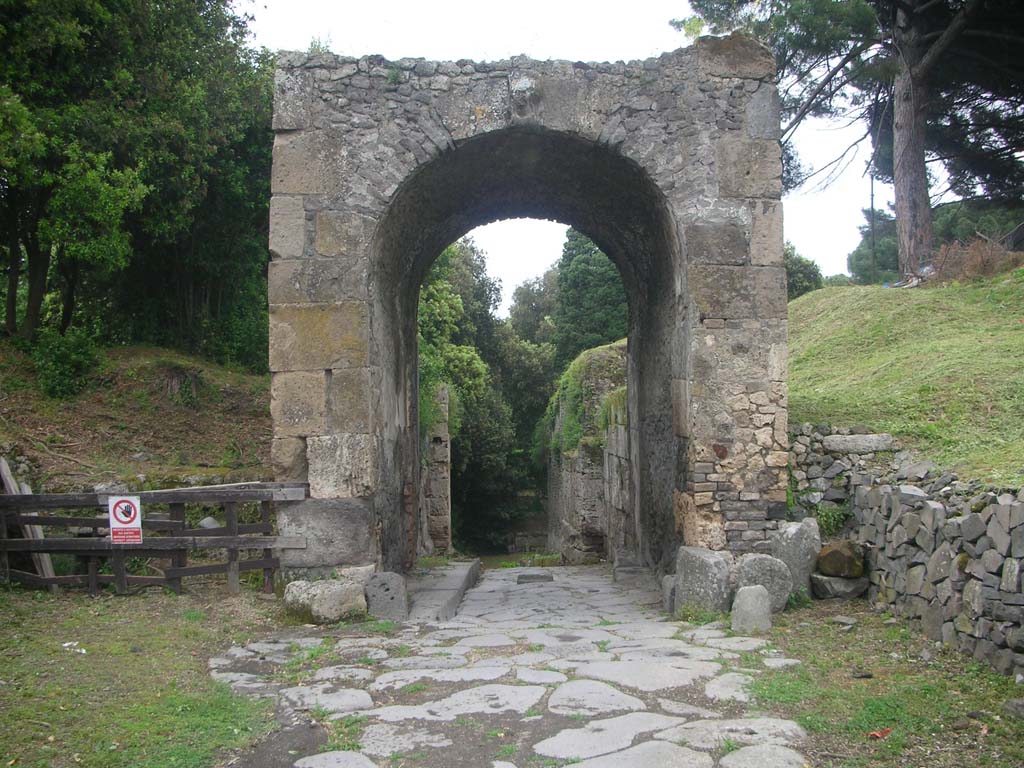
371,127 -> 686,571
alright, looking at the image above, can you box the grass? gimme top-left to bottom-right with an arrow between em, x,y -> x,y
788,271 -> 1024,484
675,604 -> 727,625
753,599 -> 1024,767
323,714 -> 366,751
0,583 -> 280,768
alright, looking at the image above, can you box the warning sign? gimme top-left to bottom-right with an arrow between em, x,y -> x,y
108,496 -> 143,544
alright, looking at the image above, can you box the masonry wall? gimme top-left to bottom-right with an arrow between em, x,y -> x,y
788,422 -> 1024,678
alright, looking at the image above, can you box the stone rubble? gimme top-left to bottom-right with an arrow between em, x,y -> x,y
213,565 -> 810,767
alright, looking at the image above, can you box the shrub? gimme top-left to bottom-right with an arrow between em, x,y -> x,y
31,328 -> 100,397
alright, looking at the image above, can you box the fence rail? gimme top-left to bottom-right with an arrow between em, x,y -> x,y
0,481 -> 307,595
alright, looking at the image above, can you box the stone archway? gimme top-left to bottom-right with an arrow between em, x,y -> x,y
268,34 -> 789,578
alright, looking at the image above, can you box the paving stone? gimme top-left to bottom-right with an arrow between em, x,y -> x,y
293,753 -> 378,768
657,699 -> 722,718
306,666 -> 376,686
573,660 -> 720,691
704,636 -> 768,652
358,723 -> 452,757
719,744 -> 810,768
369,666 -> 509,691
280,683 -> 373,714
655,717 -> 807,750
704,672 -> 753,703
533,712 -> 684,759
454,633 -> 517,648
516,667 -> 567,684
547,679 -> 646,716
381,654 -> 468,670
570,741 -> 714,767
367,684 -> 546,722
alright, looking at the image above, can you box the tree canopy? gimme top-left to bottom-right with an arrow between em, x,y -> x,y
1,0 -> 273,369
678,0 -> 1024,276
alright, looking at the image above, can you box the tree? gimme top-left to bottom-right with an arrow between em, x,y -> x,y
678,0 -> 1024,277
847,208 -> 900,283
552,229 -> 628,367
0,0 -> 273,370
784,243 -> 824,299
846,199 -> 1023,282
509,267 -> 558,344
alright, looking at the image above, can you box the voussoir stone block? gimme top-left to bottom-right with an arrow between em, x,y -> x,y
734,553 -> 793,613
269,301 -> 369,371
674,546 -> 732,614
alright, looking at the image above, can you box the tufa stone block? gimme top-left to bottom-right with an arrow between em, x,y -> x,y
269,301 -> 369,372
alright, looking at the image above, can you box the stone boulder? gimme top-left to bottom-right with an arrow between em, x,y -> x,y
284,578 -> 367,624
810,573 -> 868,600
770,517 -> 821,596
731,585 -> 772,634
673,547 -> 732,614
817,539 -> 864,578
734,554 -> 793,613
365,572 -> 408,620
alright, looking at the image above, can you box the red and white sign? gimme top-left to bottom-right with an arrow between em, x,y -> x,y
108,496 -> 143,544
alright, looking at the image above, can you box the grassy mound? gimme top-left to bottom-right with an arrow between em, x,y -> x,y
788,269 -> 1024,483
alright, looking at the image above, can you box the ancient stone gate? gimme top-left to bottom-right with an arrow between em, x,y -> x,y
268,34 -> 789,578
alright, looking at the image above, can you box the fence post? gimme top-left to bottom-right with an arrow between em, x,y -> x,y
261,500 -> 274,594
225,502 -> 239,594
112,550 -> 128,595
168,502 -> 186,594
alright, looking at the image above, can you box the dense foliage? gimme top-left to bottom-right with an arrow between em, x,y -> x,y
551,229 -> 628,367
417,229 -> 628,551
784,243 -> 824,299
847,201 -> 1024,283
0,0 -> 273,371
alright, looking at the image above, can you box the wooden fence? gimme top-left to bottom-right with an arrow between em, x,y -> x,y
0,482 -> 307,595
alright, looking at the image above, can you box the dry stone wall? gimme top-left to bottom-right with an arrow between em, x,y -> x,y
788,422 -> 1024,678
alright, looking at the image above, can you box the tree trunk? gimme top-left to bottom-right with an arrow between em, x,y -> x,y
4,219 -> 19,336
19,230 -> 50,340
59,254 -> 79,334
892,8 -> 933,278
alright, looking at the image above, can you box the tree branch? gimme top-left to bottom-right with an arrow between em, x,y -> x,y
914,0 -> 985,79
781,43 -> 872,141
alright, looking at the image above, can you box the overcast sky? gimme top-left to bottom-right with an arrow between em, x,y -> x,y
244,0 -> 893,314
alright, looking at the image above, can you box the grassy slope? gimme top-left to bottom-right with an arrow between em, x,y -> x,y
0,585 -> 284,768
0,344 -> 271,490
788,269 -> 1024,484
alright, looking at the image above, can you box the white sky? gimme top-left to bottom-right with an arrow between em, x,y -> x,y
243,0 -> 894,314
